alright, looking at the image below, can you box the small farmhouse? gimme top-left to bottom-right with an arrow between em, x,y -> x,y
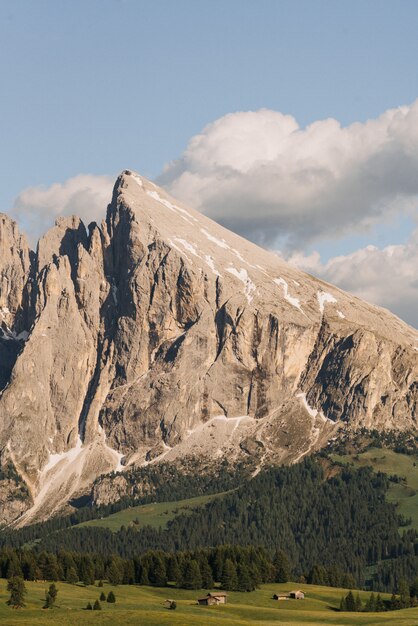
273,593 -> 289,600
208,592 -> 228,604
273,590 -> 305,601
198,595 -> 219,606
198,592 -> 228,606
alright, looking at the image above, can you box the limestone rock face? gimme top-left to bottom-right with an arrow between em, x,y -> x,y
0,171 -> 417,525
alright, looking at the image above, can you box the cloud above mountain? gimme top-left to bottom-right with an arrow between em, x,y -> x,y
286,229 -> 418,328
6,100 -> 418,327
159,101 -> 418,250
10,174 -> 114,246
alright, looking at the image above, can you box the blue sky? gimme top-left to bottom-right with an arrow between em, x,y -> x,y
2,0 -> 418,204
1,0 -> 418,325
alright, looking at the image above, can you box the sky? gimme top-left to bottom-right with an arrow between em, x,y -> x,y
1,0 -> 418,327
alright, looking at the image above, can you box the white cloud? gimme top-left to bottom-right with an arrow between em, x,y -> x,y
158,102 -> 418,249
10,174 -> 114,246
286,230 -> 418,328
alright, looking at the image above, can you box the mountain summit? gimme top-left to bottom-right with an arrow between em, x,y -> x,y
1,170 -> 417,525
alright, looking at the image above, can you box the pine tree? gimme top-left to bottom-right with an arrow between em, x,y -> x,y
220,559 -> 238,591
107,559 -> 123,586
355,592 -> 362,612
199,558 -> 214,589
86,602 -> 93,610
43,584 -> 58,609
43,593 -> 54,609
167,556 -> 182,585
100,591 -> 106,601
107,591 -> 116,603
93,599 -> 101,610
6,554 -> 23,579
7,576 -> 27,608
237,562 -> 254,592
152,555 -> 168,587
345,590 -> 355,612
80,555 -> 95,586
375,593 -> 385,612
66,566 -> 78,585
181,559 -> 202,590
273,550 -> 290,583
398,578 -> 410,608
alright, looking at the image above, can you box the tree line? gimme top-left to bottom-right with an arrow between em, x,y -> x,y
15,458 -> 418,590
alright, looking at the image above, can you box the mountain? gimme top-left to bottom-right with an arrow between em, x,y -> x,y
0,170 -> 417,526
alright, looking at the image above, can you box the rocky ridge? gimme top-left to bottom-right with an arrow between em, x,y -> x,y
0,170 -> 417,525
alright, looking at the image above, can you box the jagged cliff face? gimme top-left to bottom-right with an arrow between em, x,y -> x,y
0,171 -> 417,525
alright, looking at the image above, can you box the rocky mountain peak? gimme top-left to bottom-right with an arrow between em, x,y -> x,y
0,170 -> 417,525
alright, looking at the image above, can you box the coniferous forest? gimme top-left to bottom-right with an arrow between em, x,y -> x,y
2,457 -> 418,593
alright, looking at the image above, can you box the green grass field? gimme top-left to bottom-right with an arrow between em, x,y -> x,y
1,580 -> 418,626
76,491 -> 229,532
332,448 -> 418,531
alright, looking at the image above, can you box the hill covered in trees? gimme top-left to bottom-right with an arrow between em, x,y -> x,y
2,458 -> 418,591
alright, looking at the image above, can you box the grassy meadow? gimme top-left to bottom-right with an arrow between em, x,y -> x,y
332,448 -> 418,531
1,580 -> 418,626
76,491 -> 229,532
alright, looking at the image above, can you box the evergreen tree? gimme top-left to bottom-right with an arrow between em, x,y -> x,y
199,558 -> 214,589
79,555 -> 95,586
7,576 -> 27,608
390,593 -> 401,610
182,559 -> 202,590
42,554 -> 59,581
66,566 -> 78,584
107,591 -> 116,603
151,554 -> 167,587
100,591 -> 106,601
410,577 -> 418,599
355,592 -> 362,612
43,583 -> 58,609
167,556 -> 182,585
221,558 -> 238,591
6,554 -> 22,579
86,602 -> 93,610
93,599 -> 101,610
237,562 -> 254,592
375,593 -> 385,612
107,558 -> 123,586
273,549 -> 290,583
98,579 -> 104,587
398,578 -> 410,608
123,560 -> 135,585
345,590 -> 355,612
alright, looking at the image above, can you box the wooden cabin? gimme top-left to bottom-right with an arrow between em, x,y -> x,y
207,592 -> 228,604
198,595 -> 219,606
198,592 -> 228,606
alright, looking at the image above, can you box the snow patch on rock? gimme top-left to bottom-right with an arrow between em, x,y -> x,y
201,229 -> 230,250
227,267 -> 256,303
317,290 -> 337,314
273,278 -> 302,311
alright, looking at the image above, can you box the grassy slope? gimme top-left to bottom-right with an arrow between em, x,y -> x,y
332,448 -> 418,531
1,580 -> 417,626
76,492 -> 229,532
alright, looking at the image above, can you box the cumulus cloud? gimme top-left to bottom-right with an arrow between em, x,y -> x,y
10,174 -> 114,246
287,230 -> 418,328
158,102 -> 418,249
